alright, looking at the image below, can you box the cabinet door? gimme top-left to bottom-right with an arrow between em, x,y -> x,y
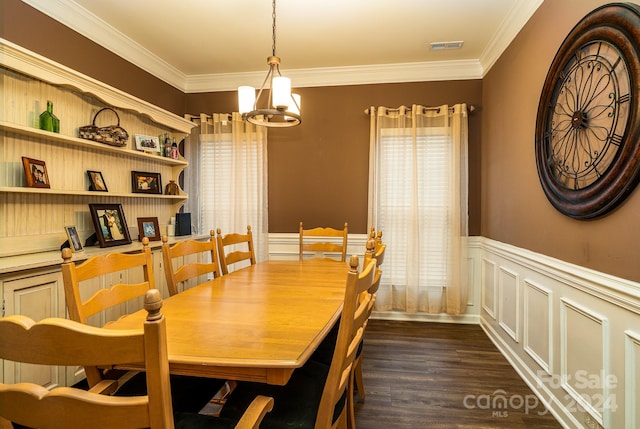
1,271 -> 65,387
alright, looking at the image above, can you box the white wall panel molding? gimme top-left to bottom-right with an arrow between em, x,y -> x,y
481,238 -> 640,315
523,280 -> 553,374
479,319 -> 576,427
559,298 -> 610,427
476,237 -> 637,428
498,266 -> 520,342
481,258 -> 497,319
625,330 -> 640,429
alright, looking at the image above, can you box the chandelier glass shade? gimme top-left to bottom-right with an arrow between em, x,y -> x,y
238,0 -> 301,127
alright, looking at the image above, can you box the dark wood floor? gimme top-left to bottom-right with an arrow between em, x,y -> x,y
353,320 -> 563,429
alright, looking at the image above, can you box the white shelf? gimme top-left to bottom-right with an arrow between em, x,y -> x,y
0,186 -> 187,200
0,120 -> 188,166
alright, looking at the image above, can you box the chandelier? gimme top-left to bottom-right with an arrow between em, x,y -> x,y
238,0 -> 301,127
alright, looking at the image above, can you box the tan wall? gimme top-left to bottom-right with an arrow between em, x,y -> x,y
482,0 -> 640,282
186,81 -> 482,234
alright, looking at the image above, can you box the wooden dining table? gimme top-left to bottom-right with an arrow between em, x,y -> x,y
106,259 -> 349,386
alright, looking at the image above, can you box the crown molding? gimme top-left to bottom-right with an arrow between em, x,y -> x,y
479,0 -> 544,75
21,0 -> 543,93
20,0 -> 187,90
185,60 -> 484,93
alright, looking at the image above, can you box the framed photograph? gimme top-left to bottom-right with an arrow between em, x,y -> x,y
87,170 -> 108,192
131,171 -> 162,194
88,203 -> 132,248
137,217 -> 161,241
22,157 -> 50,188
134,134 -> 161,153
64,225 -> 83,252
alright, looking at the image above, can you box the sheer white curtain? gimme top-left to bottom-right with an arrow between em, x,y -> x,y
368,104 -> 469,314
184,112 -> 268,264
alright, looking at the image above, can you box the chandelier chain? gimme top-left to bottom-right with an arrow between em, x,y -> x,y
271,0 -> 277,57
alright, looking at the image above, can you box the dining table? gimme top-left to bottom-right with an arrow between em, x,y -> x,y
106,258 -> 349,386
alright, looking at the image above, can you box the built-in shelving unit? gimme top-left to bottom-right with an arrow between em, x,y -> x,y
0,39 -> 196,258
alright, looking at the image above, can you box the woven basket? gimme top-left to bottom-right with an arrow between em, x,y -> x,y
79,107 -> 129,147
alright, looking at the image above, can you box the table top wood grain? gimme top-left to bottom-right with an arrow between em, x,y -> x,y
106,259 -> 349,385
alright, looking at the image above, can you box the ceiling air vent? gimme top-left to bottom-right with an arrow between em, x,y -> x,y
430,41 -> 464,50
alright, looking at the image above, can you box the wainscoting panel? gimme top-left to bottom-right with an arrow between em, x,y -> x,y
625,330 -> 640,429
482,257 -> 497,320
560,298 -> 609,427
498,266 -> 519,342
477,237 -> 640,429
524,279 -> 552,374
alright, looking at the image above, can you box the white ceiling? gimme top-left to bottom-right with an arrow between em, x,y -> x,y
21,0 -> 543,92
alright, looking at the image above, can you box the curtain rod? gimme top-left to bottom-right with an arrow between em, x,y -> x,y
364,105 -> 475,115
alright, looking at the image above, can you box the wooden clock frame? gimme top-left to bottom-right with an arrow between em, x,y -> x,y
535,3 -> 640,219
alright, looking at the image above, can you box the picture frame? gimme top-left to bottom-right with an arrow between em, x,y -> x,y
22,157 -> 50,188
131,171 -> 162,194
87,170 -> 108,192
64,225 -> 84,252
137,217 -> 161,241
88,203 -> 132,248
134,134 -> 161,153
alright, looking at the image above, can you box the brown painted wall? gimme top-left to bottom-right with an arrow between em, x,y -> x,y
186,82 -> 482,234
482,0 -> 640,282
1,0 -> 185,114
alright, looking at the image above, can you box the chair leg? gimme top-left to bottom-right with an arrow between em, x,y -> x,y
353,354 -> 365,400
347,367 -> 357,429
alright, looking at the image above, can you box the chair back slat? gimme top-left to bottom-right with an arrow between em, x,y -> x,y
162,230 -> 220,296
299,221 -> 348,262
216,226 -> 256,275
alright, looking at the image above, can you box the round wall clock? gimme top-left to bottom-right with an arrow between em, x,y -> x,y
535,3 -> 640,219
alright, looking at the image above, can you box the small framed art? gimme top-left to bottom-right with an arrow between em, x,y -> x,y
64,225 -> 83,252
134,134 -> 161,153
137,217 -> 161,241
87,170 -> 108,191
22,157 -> 50,188
88,203 -> 132,247
131,171 -> 162,194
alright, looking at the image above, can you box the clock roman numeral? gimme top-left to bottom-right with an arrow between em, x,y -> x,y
618,93 -> 630,104
610,133 -> 623,146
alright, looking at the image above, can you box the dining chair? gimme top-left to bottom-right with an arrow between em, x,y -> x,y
162,230 -> 221,296
347,239 -> 386,429
60,239 -> 226,413
299,221 -> 348,262
0,289 -> 274,429
219,254 -> 377,429
308,238 -> 385,429
216,225 -> 257,275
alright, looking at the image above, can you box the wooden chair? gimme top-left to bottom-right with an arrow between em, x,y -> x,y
60,237 -> 156,387
299,222 -> 348,262
216,226 -> 257,275
162,230 -> 221,296
347,239 -> 386,429
0,289 -> 274,429
60,239 -> 226,413
220,255 -> 377,429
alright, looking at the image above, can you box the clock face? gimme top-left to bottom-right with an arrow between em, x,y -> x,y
535,3 -> 640,219
547,40 -> 630,190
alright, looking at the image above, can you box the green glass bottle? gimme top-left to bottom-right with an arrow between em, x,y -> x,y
39,100 -> 60,133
